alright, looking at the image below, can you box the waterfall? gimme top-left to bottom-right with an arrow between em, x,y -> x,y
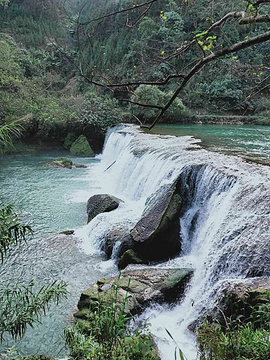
77,125 -> 270,359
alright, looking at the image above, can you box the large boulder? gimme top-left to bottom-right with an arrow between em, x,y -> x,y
87,194 -> 121,223
130,182 -> 183,262
70,135 -> 94,157
74,267 -> 193,319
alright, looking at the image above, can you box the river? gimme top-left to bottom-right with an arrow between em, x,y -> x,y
0,124 -> 269,359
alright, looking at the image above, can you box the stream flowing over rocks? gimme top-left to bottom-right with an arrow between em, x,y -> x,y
76,125 -> 270,360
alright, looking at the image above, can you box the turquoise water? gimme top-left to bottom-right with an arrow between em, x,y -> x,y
149,124 -> 270,165
0,150 -> 111,357
0,150 -> 99,234
0,124 -> 269,357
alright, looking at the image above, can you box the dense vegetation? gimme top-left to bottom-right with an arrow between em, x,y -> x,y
0,0 -> 269,150
0,1 -> 270,359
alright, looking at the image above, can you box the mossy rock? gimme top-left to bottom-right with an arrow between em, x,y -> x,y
51,158 -> 73,169
118,249 -> 144,270
75,268 -> 193,320
63,132 -> 77,150
70,135 -> 94,157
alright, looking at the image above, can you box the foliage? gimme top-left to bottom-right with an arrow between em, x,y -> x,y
73,0 -> 270,118
0,279 -> 68,341
80,93 -> 120,134
0,202 -> 31,262
0,202 -> 68,342
198,294 -> 270,360
133,84 -> 186,120
0,121 -> 23,152
65,283 -> 159,360
198,321 -> 270,360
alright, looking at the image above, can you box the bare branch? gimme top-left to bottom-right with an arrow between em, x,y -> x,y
119,99 -> 163,109
77,0 -> 157,26
145,30 -> 270,130
239,14 -> 270,24
127,2 -> 155,28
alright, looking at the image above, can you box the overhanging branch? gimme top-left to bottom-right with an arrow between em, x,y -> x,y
144,30 -> 270,130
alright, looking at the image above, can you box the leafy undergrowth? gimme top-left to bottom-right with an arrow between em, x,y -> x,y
65,283 -> 159,360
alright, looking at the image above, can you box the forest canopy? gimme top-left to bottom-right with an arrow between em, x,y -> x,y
0,0 -> 269,133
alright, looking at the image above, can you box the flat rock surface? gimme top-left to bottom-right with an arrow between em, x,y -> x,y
75,267 -> 193,319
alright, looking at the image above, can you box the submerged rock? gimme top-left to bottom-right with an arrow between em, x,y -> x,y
70,135 -> 94,157
50,158 -> 73,169
59,230 -> 75,235
74,163 -> 87,168
87,194 -> 121,223
75,268 -> 193,319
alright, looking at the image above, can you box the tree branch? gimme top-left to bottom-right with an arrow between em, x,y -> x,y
77,0 -> 158,26
239,14 -> 270,24
144,30 -> 270,130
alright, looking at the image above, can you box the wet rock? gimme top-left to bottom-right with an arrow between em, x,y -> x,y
50,158 -> 73,169
74,163 -> 87,168
130,182 -> 183,262
87,194 -> 121,223
104,227 -> 130,258
75,268 -> 193,319
70,135 -> 94,157
59,230 -> 75,235
118,249 -> 144,270
217,277 -> 270,322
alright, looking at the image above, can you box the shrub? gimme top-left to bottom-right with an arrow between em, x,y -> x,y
80,93 -> 121,134
65,283 -> 159,360
0,202 -> 68,343
198,294 -> 270,360
132,84 -> 186,121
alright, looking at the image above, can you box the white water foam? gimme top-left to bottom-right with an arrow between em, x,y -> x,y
76,125 -> 270,360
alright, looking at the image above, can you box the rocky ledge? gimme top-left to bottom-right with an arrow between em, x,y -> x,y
74,267 -> 193,320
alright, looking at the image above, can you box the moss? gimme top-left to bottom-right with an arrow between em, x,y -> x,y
70,135 -> 94,157
63,132 -> 77,150
118,249 -> 144,270
51,158 -> 73,169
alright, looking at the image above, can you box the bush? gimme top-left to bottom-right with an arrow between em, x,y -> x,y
80,93 -> 121,134
65,283 -> 159,360
198,321 -> 270,360
198,294 -> 270,360
132,84 -> 186,121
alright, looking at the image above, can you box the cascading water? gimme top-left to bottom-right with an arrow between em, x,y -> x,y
1,125 -> 268,358
79,125 -> 270,360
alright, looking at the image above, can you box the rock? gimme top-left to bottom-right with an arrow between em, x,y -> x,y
63,132 -> 77,150
118,249 -> 144,270
74,163 -> 87,168
216,278 -> 270,323
70,135 -> 94,157
50,158 -> 73,169
103,226 -> 136,259
87,194 -> 121,223
59,230 -> 75,235
130,182 -> 183,262
75,268 -> 193,319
